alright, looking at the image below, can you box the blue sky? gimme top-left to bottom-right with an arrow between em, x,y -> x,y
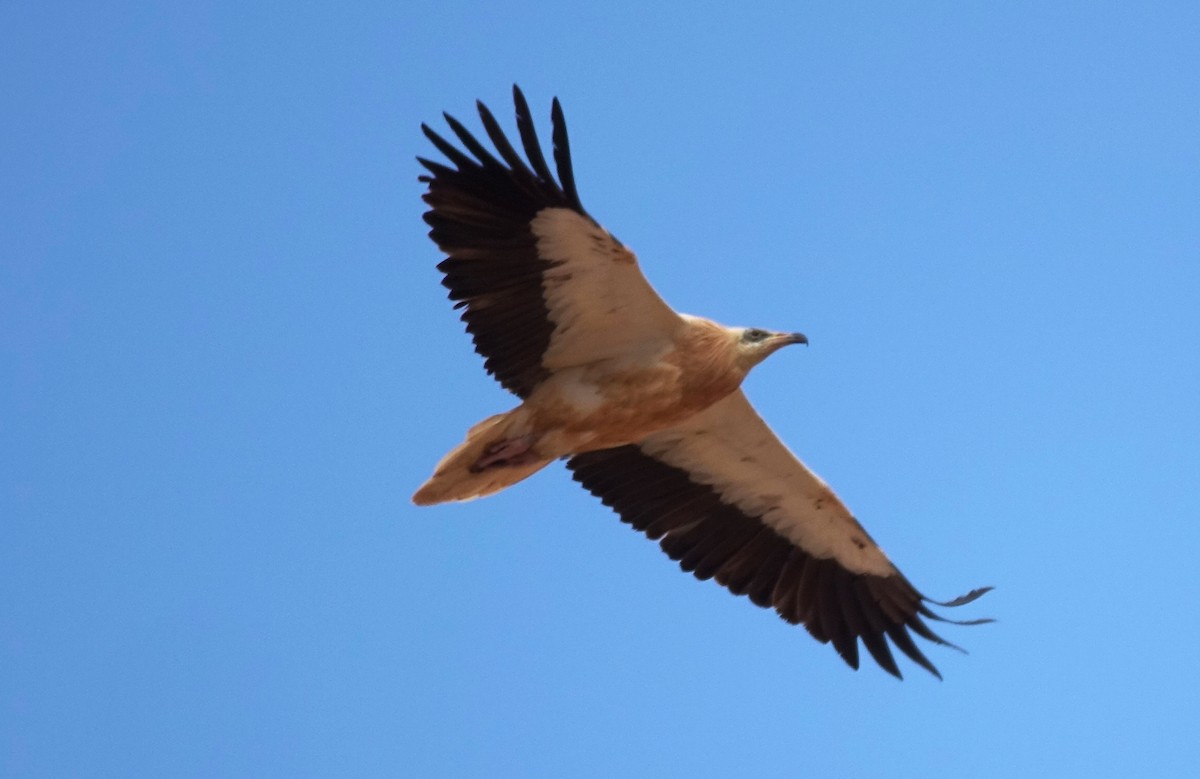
3,2 -> 1199,776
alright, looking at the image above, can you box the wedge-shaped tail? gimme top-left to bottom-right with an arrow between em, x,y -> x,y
413,411 -> 551,505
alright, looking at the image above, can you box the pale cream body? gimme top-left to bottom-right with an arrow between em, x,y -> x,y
509,317 -> 747,458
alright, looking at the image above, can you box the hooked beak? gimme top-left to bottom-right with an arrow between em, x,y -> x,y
765,331 -> 808,353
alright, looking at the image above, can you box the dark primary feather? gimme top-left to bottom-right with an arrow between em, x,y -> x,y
420,85 -> 592,398
512,87 -> 558,192
550,98 -> 583,212
567,445 -> 993,680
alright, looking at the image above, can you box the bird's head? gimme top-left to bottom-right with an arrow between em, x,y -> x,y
732,327 -> 808,371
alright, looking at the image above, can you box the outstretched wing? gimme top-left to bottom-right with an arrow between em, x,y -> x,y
567,390 -> 991,679
419,86 -> 684,398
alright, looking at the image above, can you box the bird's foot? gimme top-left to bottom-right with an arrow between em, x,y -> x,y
470,435 -> 538,472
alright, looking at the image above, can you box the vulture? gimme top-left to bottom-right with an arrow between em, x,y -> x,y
413,86 -> 991,679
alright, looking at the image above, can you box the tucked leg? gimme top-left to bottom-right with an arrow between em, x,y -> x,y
470,434 -> 538,472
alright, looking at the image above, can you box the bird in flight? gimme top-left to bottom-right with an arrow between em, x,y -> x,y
413,86 -> 990,678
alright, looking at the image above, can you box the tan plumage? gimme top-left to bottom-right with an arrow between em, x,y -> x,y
414,87 -> 991,678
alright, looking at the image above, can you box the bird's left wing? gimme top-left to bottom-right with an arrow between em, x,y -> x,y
567,390 -> 991,679
419,87 -> 684,399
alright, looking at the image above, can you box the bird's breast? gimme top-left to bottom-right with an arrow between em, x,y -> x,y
526,344 -> 743,454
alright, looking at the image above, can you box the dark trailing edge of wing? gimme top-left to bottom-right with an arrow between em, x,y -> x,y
419,85 -> 589,398
567,445 -> 993,680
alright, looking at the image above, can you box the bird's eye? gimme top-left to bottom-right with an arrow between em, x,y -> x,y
744,329 -> 769,343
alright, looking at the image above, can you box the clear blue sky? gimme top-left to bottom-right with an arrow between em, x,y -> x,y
4,2 -> 1199,776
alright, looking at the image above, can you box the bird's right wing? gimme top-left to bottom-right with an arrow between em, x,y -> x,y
420,86 -> 684,399
567,390 -> 991,679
